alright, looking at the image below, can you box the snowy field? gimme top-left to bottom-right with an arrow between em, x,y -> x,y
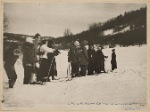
2,45 -> 147,111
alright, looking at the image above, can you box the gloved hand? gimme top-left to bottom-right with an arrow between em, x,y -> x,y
54,49 -> 60,56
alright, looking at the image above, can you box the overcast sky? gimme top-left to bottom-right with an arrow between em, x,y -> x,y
4,3 -> 146,37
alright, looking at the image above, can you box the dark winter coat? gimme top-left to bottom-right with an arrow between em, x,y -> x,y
78,46 -> 89,66
4,46 -> 19,80
4,48 -> 19,66
88,49 -> 96,63
47,53 -> 57,77
96,49 -> 107,62
68,45 -> 79,63
111,52 -> 117,70
22,42 -> 37,66
111,53 -> 116,62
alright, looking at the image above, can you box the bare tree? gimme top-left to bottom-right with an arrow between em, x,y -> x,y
64,28 -> 73,37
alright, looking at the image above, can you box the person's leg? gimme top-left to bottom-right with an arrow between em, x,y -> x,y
80,65 -> 86,76
83,65 -> 87,76
35,66 -> 40,82
8,79 -> 12,88
37,64 -> 42,81
115,62 -> 117,69
102,62 -> 106,72
46,59 -> 52,81
38,59 -> 49,81
4,63 -> 12,81
112,62 -> 117,71
75,63 -> 80,77
112,64 -> 114,71
100,61 -> 104,72
23,65 -> 32,84
71,63 -> 76,77
91,62 -> 95,74
10,69 -> 17,88
54,59 -> 57,76
51,62 -> 55,80
80,65 -> 83,76
23,65 -> 28,84
95,62 -> 101,73
94,64 -> 98,73
42,59 -> 49,78
4,63 -> 17,88
88,61 -> 92,75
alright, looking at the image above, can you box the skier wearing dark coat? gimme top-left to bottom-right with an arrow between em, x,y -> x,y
78,40 -> 89,76
4,42 -> 20,88
46,40 -> 60,81
22,37 -> 38,84
95,47 -> 101,73
95,46 -> 108,73
111,49 -> 117,71
68,41 -> 80,77
88,44 -> 96,75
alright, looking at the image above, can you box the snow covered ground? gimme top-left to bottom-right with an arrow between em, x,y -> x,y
103,25 -> 130,36
1,45 -> 147,111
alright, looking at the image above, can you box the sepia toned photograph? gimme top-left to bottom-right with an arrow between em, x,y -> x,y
1,1 -> 149,111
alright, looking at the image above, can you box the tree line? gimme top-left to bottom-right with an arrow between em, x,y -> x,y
53,7 -> 147,49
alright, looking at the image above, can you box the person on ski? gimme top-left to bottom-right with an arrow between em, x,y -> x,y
96,46 -> 108,73
111,49 -> 117,71
22,37 -> 38,84
78,40 -> 89,76
88,44 -> 96,75
68,40 -> 80,78
38,39 -> 56,82
46,39 -> 60,81
4,42 -> 20,88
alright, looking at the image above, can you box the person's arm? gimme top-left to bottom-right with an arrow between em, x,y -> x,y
101,51 -> 108,58
104,55 -> 108,58
42,45 -> 54,53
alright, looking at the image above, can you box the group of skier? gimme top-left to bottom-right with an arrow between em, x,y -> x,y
67,40 -> 117,80
3,33 -> 117,88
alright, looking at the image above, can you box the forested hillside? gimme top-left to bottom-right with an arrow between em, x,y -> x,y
4,7 -> 146,49
53,7 -> 146,48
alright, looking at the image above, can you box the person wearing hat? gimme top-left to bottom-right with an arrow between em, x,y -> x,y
87,44 -> 96,75
111,49 -> 117,71
95,45 -> 102,73
38,39 -> 56,82
22,37 -> 38,84
96,46 -> 108,73
68,40 -> 80,78
43,39 -> 60,81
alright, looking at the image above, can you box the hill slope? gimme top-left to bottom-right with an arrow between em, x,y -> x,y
53,7 -> 146,48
